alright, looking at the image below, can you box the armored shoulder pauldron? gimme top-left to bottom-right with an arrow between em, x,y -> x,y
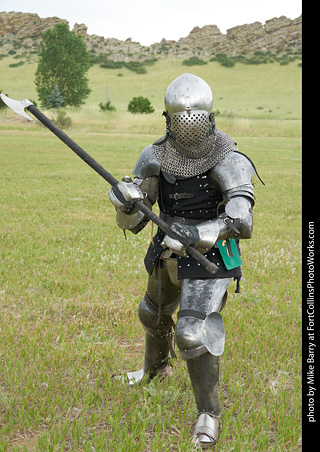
133,144 -> 161,179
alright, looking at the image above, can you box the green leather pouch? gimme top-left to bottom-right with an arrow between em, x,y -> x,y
217,239 -> 242,270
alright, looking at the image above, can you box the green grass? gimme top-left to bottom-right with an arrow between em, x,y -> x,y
0,58 -> 301,451
1,55 -> 301,119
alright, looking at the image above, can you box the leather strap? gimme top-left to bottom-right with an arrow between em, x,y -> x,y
177,309 -> 207,320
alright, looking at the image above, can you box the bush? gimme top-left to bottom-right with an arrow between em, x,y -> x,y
99,100 -> 116,112
98,57 -> 148,74
128,96 -> 154,114
100,59 -> 123,69
182,56 -> 207,66
128,65 -> 146,74
125,61 -> 147,74
219,58 -> 235,68
211,53 -> 235,68
9,61 -> 25,68
144,58 -> 158,65
52,110 -> 72,129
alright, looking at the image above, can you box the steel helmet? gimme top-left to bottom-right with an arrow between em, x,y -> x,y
152,73 -> 237,177
164,73 -> 215,149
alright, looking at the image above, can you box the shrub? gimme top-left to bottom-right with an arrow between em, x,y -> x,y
219,58 -> 235,68
182,56 -> 207,66
242,57 -> 263,65
99,100 -> 116,112
128,96 -> 154,114
212,53 -> 235,68
98,57 -> 151,74
100,59 -> 123,69
52,110 -> 72,128
144,58 -> 158,65
125,62 -> 147,74
9,61 -> 25,68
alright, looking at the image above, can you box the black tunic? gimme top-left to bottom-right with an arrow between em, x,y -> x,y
144,170 -> 242,281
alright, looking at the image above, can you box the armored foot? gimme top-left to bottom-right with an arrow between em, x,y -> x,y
118,367 -> 146,387
114,360 -> 173,387
193,413 -> 222,448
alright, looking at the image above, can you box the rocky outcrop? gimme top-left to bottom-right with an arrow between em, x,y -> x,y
72,23 -> 88,38
159,15 -> 302,58
0,11 -> 68,38
224,15 -> 302,53
0,11 -> 302,61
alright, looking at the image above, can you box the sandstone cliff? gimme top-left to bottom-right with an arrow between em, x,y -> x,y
0,11 -> 302,62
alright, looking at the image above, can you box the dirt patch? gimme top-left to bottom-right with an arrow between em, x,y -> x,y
8,434 -> 39,451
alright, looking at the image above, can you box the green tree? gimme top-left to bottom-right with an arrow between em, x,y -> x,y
35,23 -> 91,108
46,85 -> 65,109
127,96 -> 154,114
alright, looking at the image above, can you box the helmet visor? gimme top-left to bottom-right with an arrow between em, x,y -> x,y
171,110 -> 210,149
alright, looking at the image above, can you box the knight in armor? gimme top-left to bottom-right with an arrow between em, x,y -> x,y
108,73 -> 260,448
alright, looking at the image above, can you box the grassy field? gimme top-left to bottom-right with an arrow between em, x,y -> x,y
0,57 -> 302,451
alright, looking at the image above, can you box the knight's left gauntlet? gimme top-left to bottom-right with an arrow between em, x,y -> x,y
160,222 -> 200,257
161,196 -> 253,257
196,196 -> 253,253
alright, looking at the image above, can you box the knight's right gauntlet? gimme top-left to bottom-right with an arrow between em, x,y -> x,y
108,176 -> 143,212
109,175 -> 159,234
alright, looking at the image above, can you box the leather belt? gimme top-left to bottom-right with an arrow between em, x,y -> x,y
160,211 -> 204,226
168,192 -> 194,201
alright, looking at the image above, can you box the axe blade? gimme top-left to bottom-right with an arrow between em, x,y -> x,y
0,93 -> 34,121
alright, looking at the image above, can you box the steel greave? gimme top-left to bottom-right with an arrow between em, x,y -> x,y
187,352 -> 221,416
143,330 -> 171,378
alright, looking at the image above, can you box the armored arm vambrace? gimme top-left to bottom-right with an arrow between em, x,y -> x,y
195,151 -> 256,254
196,195 -> 253,254
115,175 -> 159,234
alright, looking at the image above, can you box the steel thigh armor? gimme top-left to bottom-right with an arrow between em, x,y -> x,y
176,278 -> 230,360
139,257 -> 181,327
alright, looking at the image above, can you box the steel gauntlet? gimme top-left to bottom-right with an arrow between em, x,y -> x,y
109,175 -> 159,233
108,176 -> 144,213
161,222 -> 200,257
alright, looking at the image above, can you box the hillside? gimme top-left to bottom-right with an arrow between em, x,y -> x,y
0,11 -> 302,62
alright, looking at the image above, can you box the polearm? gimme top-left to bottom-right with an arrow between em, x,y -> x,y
1,94 -> 219,275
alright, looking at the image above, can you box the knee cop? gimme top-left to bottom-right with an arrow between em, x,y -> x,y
138,294 -> 176,335
175,278 -> 230,360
